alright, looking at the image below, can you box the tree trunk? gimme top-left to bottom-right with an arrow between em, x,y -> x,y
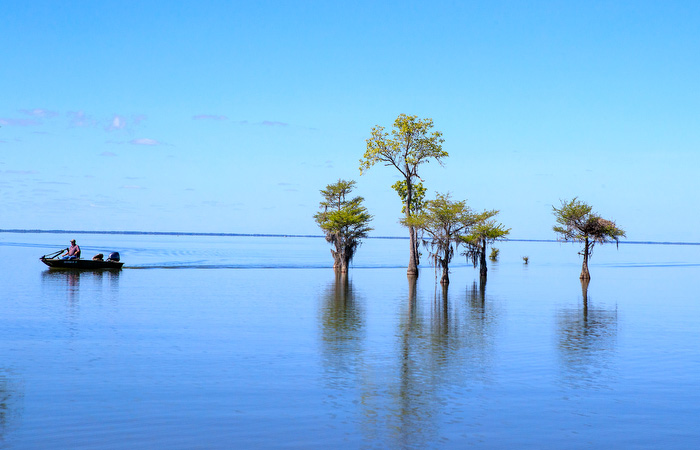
580,237 -> 591,280
331,249 -> 342,272
331,246 -> 348,273
405,176 -> 419,277
407,225 -> 419,276
341,251 -> 350,273
479,240 -> 488,280
412,227 -> 421,266
440,259 -> 449,285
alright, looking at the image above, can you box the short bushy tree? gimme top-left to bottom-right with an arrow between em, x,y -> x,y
553,198 -> 625,280
314,180 -> 373,273
463,210 -> 510,280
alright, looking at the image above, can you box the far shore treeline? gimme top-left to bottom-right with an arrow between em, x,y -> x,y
314,114 -> 625,285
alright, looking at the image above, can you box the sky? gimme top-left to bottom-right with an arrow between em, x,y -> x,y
2,1 -> 699,241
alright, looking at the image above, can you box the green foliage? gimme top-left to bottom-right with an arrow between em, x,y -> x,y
404,192 -> 476,284
489,248 -> 500,261
552,197 -> 625,250
314,179 -> 373,272
391,180 -> 426,215
552,197 -> 625,279
360,114 -> 448,275
360,114 -> 448,178
523,256 -> 529,264
462,210 -> 510,269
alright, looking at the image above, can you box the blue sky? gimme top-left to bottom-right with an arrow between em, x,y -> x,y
2,1 -> 699,241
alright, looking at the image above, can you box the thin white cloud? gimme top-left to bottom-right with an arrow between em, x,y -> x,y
193,114 -> 228,120
67,111 -> 97,127
106,115 -> 127,131
100,151 -> 117,157
19,108 -> 59,118
0,118 -> 41,126
278,183 -> 301,193
129,138 -> 160,146
234,120 -> 290,127
3,170 -> 39,174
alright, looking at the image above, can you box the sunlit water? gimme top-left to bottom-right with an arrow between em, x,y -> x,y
1,232 -> 699,449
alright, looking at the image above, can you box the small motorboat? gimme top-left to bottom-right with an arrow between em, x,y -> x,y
40,249 -> 124,270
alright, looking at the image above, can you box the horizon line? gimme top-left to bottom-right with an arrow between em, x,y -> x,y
1,229 -> 699,246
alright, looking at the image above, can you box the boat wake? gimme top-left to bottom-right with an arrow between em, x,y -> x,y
125,263 -> 408,270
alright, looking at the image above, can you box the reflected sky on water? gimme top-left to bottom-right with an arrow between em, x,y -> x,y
1,233 -> 699,448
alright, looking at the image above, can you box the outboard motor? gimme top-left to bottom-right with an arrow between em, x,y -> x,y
108,252 -> 120,262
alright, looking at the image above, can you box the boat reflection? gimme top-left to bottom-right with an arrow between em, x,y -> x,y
556,279 -> 618,390
0,369 -> 23,440
40,269 -> 121,307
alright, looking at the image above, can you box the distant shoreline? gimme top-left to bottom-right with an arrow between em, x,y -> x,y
1,229 -> 699,246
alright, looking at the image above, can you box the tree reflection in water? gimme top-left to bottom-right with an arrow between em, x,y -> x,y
387,278 -> 498,449
319,275 -> 500,448
557,279 -> 618,390
319,272 -> 365,391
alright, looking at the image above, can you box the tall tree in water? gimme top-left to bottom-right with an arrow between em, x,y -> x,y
552,198 -> 625,280
463,210 -> 510,280
314,179 -> 373,273
404,193 -> 475,285
391,179 -> 427,266
360,114 -> 448,276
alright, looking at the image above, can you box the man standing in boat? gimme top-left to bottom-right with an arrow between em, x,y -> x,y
61,239 -> 81,260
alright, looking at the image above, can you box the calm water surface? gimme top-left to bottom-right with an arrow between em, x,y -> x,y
0,232 -> 699,449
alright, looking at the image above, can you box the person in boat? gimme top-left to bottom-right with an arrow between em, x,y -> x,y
60,239 -> 81,260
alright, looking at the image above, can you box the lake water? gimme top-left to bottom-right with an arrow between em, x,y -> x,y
1,232 -> 699,449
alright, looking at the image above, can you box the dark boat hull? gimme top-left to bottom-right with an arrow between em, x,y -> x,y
40,257 -> 124,270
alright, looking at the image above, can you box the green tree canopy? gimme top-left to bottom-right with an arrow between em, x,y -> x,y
314,179 -> 373,273
463,210 -> 510,280
404,193 -> 475,285
553,197 -> 625,280
360,114 -> 448,276
391,180 -> 427,215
